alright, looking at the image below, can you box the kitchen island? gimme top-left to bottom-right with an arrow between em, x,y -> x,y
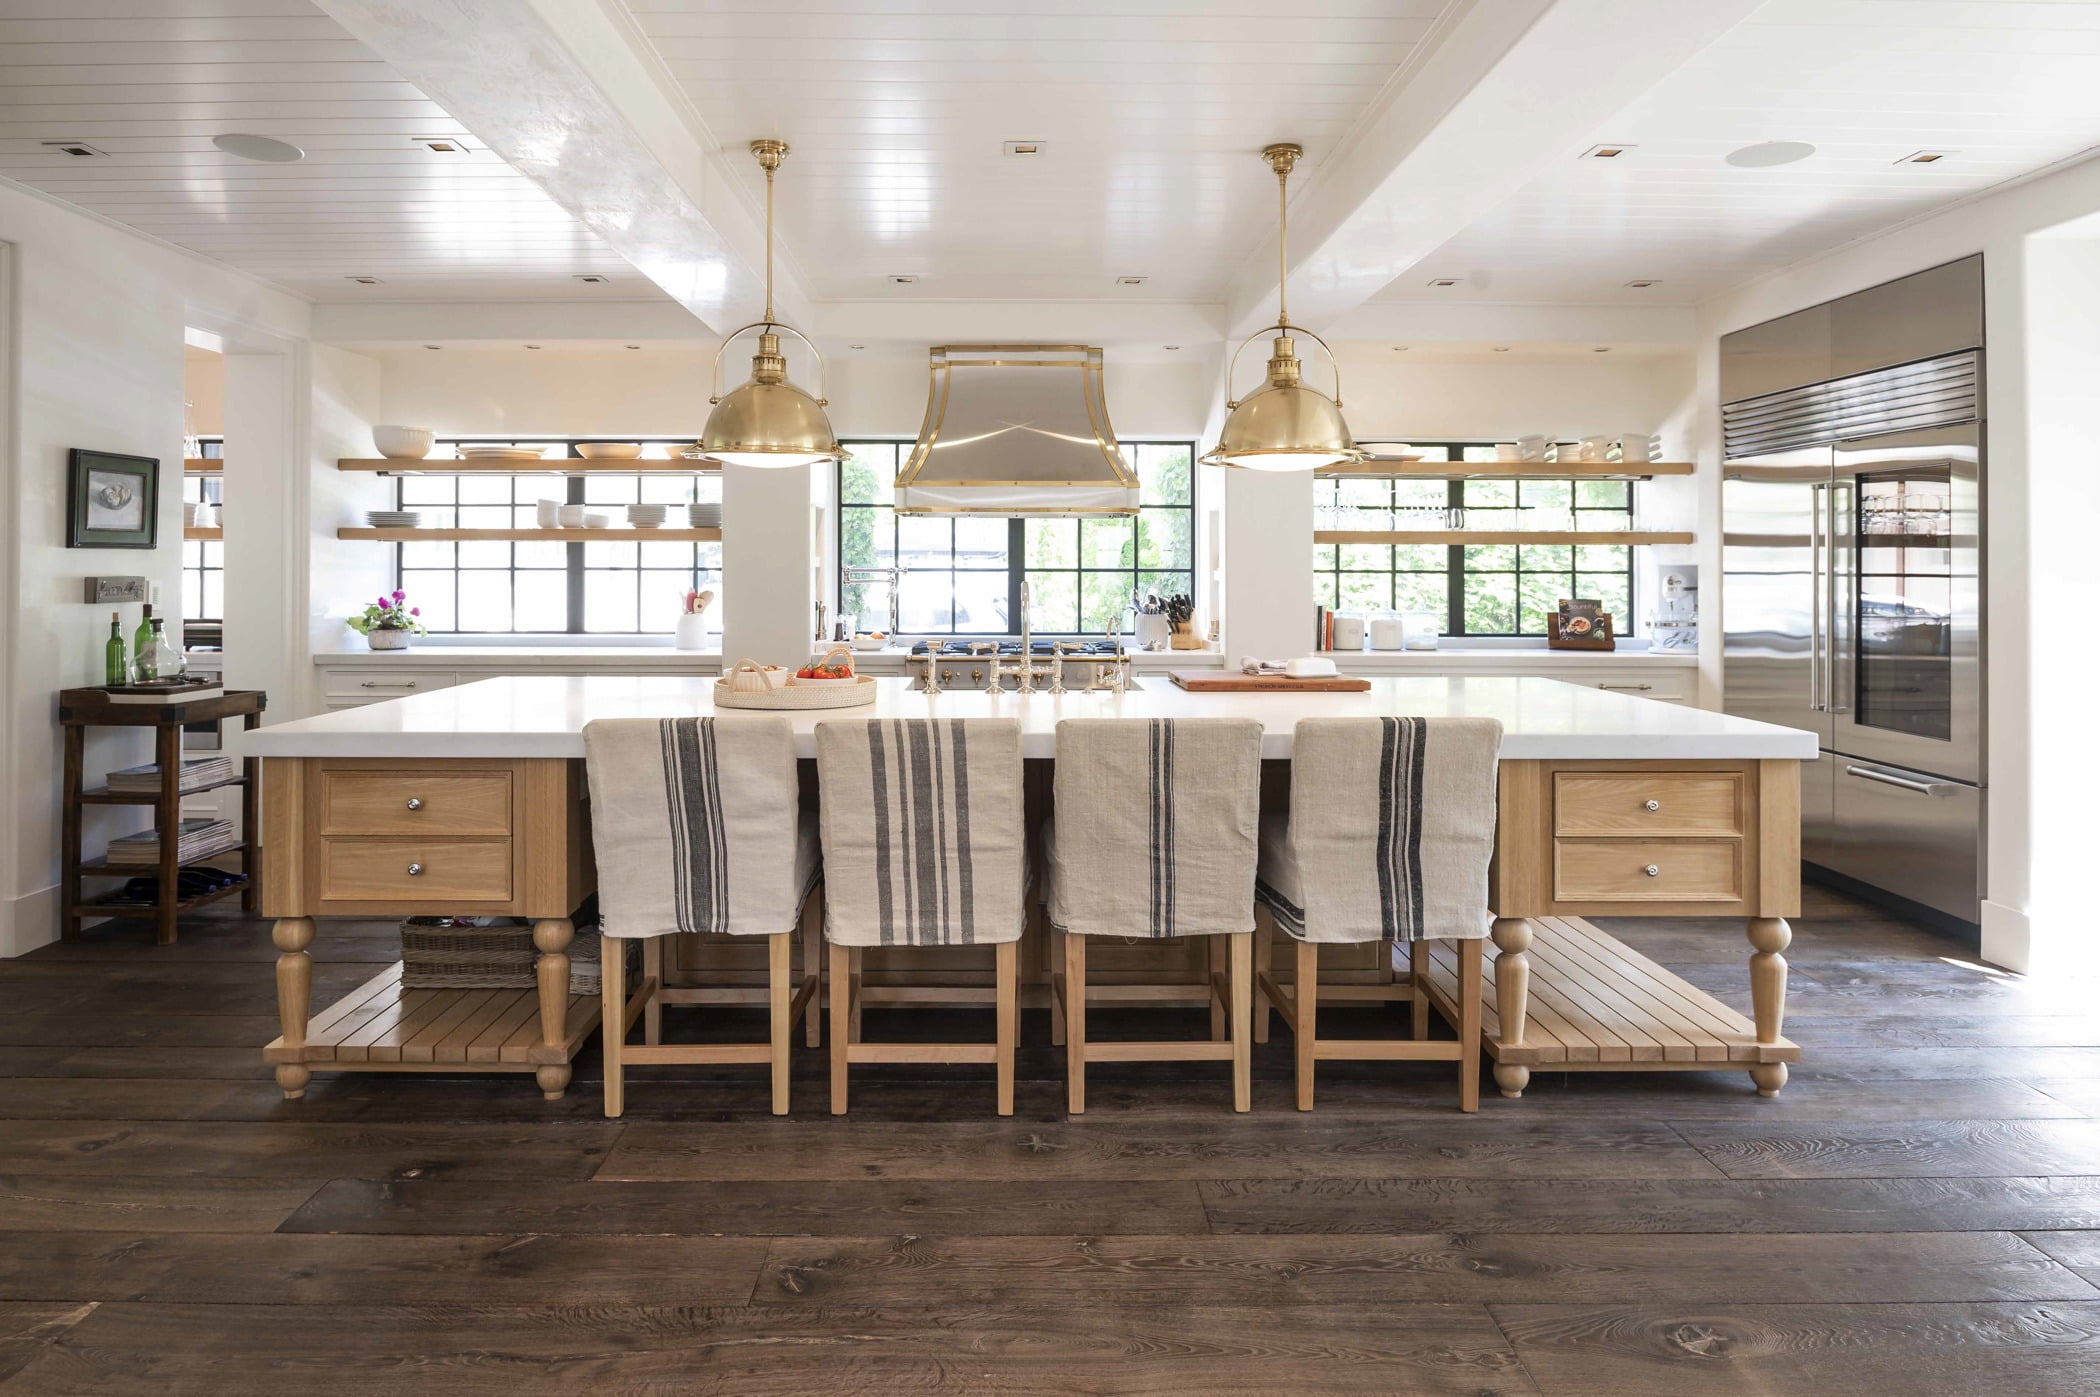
248,675 -> 1817,1102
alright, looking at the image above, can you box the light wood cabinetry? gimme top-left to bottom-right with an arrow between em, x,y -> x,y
318,769 -> 513,836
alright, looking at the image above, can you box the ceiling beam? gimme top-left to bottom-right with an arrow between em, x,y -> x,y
313,0 -> 799,335
1226,0 -> 1764,341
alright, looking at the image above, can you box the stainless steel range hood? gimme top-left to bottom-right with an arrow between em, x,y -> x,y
895,344 -> 1139,516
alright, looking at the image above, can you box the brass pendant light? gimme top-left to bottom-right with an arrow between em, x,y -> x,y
1200,143 -> 1364,472
701,140 -> 842,468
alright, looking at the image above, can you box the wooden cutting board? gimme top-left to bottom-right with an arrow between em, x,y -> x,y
1169,671 -> 1371,693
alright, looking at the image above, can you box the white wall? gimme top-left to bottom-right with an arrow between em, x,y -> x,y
1693,149 -> 2100,974
0,178 -> 308,957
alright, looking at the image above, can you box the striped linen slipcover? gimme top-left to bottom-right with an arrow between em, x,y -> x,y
1256,716 -> 1503,945
815,718 -> 1028,947
581,716 -> 819,940
1046,718 -> 1263,939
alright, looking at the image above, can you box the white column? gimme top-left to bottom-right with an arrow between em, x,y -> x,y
720,463 -> 816,665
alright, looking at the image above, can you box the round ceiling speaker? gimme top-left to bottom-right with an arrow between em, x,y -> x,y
1725,140 -> 1816,168
212,133 -> 305,163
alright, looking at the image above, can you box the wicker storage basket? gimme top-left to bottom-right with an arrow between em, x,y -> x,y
399,917 -> 622,994
714,673 -> 877,710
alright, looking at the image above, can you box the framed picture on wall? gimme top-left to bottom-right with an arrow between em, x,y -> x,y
66,449 -> 159,549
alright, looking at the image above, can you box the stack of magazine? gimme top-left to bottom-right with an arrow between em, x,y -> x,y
105,757 -> 236,794
104,818 -> 236,867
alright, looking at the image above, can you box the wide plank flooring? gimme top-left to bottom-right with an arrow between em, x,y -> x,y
2,885 -> 2096,1393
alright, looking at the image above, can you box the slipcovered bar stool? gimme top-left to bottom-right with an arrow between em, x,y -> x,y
1047,718 -> 1263,1114
1255,716 -> 1502,1113
583,716 -> 822,1119
816,718 -> 1027,1116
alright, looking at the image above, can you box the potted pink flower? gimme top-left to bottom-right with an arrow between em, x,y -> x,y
348,589 -> 428,650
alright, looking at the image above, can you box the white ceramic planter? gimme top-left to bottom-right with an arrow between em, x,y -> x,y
366,628 -> 412,651
674,612 -> 711,651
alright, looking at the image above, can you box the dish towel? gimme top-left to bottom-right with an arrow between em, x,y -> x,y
582,716 -> 817,940
1258,716 -> 1502,944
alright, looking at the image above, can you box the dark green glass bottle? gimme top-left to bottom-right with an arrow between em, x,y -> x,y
104,611 -> 128,686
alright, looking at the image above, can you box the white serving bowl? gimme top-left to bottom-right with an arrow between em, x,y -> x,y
576,442 -> 643,460
372,425 -> 435,460
584,511 -> 613,529
557,505 -> 587,528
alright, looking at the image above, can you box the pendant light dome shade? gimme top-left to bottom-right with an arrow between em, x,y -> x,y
701,140 -> 841,469
1201,144 -> 1364,472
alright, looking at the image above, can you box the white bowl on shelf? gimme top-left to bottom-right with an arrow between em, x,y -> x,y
626,504 -> 668,527
557,504 -> 587,528
372,425 -> 434,460
583,511 -> 613,529
577,442 -> 643,460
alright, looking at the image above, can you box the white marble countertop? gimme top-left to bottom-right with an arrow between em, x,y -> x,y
250,675 -> 1815,762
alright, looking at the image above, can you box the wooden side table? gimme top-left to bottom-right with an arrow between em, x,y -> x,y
59,687 -> 267,945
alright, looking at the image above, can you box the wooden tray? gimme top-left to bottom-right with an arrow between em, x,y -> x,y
1169,671 -> 1371,693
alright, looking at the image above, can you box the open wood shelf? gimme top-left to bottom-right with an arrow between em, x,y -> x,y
81,774 -> 248,805
183,526 -> 221,541
337,458 -> 720,475
1315,529 -> 1696,547
70,877 -> 249,920
337,526 -> 723,542
183,458 -> 220,474
79,838 -> 246,876
264,961 -> 601,1072
1319,460 -> 1693,479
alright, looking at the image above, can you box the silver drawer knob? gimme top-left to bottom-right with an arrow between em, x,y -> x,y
1643,864 -> 1660,878
405,797 -> 423,811
1643,799 -> 1660,811
406,863 -> 423,877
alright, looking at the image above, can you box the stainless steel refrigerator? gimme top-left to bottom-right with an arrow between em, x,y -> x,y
1721,257 -> 1985,928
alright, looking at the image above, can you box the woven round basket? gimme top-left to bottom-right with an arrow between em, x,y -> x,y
714,674 -> 878,709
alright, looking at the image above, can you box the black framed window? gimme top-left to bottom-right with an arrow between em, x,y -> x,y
1314,443 -> 1637,636
838,440 -> 1195,636
393,438 -> 721,635
180,437 -> 223,623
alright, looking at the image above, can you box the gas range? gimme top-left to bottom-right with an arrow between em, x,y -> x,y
904,638 -> 1132,693
908,639 -> 1122,658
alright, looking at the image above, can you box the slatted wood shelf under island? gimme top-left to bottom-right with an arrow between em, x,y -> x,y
264,960 -> 601,1079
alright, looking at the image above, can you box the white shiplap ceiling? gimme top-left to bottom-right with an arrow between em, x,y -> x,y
623,0 -> 1461,302
1376,0 -> 2100,306
0,0 -> 655,302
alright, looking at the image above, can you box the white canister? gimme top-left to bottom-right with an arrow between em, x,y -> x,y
674,612 -> 710,651
1329,613 -> 1366,651
1402,612 -> 1442,650
1368,613 -> 1406,651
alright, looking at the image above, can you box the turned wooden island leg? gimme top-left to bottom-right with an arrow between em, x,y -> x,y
272,917 -> 315,1098
1747,916 -> 1793,1097
1490,916 -> 1533,1099
533,917 -> 574,1100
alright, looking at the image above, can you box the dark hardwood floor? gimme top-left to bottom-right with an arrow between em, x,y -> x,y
2,887 -> 2097,1394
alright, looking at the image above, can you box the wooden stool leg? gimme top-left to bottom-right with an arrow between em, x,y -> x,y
601,931 -> 625,1119
1457,938 -> 1483,1113
803,885 -> 824,1048
828,942 -> 851,1115
995,940 -> 1018,1117
1064,930 -> 1087,1115
1041,900 -> 1065,1047
271,917 -> 315,1099
1208,936 -> 1226,1041
849,946 -> 864,1042
1253,909 -> 1274,1045
1294,937 -> 1318,1112
1409,941 -> 1431,1040
1230,931 -> 1252,1114
768,932 -> 792,1116
642,936 -> 663,1046
532,918 -> 574,1101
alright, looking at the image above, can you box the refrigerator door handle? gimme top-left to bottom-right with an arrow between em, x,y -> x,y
1844,764 -> 1959,797
1826,476 -> 1852,716
1808,481 -> 1827,711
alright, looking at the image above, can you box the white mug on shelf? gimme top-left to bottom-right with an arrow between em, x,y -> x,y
1516,434 -> 1549,461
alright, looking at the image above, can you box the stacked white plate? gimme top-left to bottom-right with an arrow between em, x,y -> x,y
626,504 -> 668,527
456,446 -> 546,462
365,510 -> 423,529
688,503 -> 723,528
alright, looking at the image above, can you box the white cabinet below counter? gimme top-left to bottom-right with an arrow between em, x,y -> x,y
315,647 -> 723,709
1321,649 -> 1699,705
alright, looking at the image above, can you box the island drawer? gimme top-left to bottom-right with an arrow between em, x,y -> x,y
319,769 -> 513,837
1552,838 -> 1742,902
1553,772 -> 1744,837
319,838 -> 514,902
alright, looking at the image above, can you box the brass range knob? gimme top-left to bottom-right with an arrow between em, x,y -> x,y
406,797 -> 424,811
406,863 -> 424,877
1643,799 -> 1660,811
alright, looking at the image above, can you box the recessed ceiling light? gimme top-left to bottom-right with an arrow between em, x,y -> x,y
1391,345 -> 1408,352
213,132 -> 304,163
624,344 -> 642,350
1163,344 -> 1180,351
524,344 -> 543,350
1593,346 -> 1612,353
1726,140 -> 1816,168
848,343 -> 866,350
1897,150 -> 1955,165
574,274 -> 611,284
1580,143 -> 1636,160
889,274 -> 919,285
1003,140 -> 1045,157
412,136 -> 470,154
423,344 -> 441,350
1492,346 -> 1511,353
1427,277 -> 1462,288
1624,279 -> 1661,289
40,140 -> 107,158
1116,276 -> 1148,286
344,275 -> 382,285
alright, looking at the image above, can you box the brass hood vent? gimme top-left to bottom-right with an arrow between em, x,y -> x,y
895,344 -> 1138,516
